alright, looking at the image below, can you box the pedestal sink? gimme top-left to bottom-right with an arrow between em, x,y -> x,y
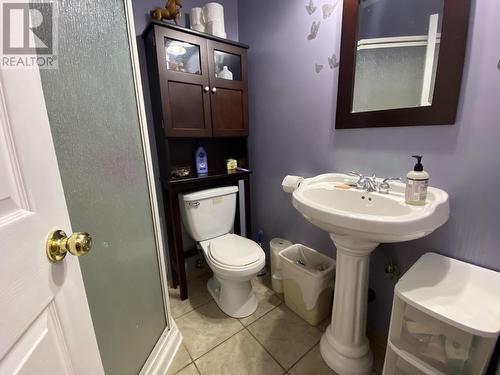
283,173 -> 449,375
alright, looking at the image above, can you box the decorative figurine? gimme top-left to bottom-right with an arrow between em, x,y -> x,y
150,0 -> 183,25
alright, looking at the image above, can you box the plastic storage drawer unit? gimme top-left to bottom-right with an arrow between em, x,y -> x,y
384,253 -> 500,375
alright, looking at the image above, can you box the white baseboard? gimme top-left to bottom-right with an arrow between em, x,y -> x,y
140,323 -> 183,375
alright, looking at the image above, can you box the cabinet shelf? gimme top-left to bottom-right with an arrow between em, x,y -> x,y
166,168 -> 251,187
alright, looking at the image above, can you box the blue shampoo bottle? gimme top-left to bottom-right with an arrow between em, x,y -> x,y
195,144 -> 208,175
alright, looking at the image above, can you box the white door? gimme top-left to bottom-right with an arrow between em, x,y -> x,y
0,57 -> 104,374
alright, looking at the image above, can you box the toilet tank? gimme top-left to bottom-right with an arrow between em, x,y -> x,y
179,186 -> 238,242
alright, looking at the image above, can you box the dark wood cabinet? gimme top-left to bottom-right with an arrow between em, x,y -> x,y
142,21 -> 252,300
144,22 -> 249,138
207,40 -> 249,137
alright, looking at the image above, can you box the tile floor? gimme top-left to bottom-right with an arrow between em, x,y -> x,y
167,269 -> 385,375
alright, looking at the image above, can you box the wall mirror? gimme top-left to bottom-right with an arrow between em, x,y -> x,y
336,0 -> 470,129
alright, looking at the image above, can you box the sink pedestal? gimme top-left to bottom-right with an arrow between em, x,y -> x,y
320,234 -> 378,375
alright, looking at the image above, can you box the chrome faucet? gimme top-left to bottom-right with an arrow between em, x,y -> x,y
349,172 -> 403,194
349,172 -> 378,192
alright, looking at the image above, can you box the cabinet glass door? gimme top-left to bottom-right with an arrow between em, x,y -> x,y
213,50 -> 242,81
207,40 -> 248,137
165,38 -> 202,75
156,27 -> 212,137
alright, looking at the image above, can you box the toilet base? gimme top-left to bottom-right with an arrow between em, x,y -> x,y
207,276 -> 257,318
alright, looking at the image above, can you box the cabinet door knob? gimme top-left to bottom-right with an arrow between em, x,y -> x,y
211,87 -> 217,93
204,86 -> 210,92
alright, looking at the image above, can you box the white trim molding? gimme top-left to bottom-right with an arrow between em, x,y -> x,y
357,34 -> 441,50
420,13 -> 440,106
139,324 -> 183,375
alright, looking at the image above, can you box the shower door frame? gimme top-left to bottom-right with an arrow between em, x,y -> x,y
123,1 -> 182,374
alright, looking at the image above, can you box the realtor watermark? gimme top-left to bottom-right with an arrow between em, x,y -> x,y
1,1 -> 58,69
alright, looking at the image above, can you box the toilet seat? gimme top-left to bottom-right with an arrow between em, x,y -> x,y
209,234 -> 264,267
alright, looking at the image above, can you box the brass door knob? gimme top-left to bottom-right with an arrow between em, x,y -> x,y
46,229 -> 92,263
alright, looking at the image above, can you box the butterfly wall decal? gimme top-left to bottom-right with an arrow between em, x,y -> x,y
306,0 -> 317,15
328,53 -> 339,69
307,21 -> 321,40
322,2 -> 337,19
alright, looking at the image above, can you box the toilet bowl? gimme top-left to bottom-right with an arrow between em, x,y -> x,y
179,186 -> 265,318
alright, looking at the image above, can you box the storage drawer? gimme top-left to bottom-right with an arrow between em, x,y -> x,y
384,343 -> 432,375
389,297 -> 496,374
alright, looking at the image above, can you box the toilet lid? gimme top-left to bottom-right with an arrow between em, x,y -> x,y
209,234 -> 264,267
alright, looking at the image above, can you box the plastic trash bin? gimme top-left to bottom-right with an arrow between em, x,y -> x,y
279,244 -> 335,326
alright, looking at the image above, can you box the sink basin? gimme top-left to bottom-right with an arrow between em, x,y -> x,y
293,173 -> 449,243
283,173 -> 449,375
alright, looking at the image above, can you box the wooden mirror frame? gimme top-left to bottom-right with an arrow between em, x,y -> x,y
335,0 -> 470,129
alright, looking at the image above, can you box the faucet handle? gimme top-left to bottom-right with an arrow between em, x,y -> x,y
348,171 -> 363,178
379,177 -> 404,194
381,177 -> 404,183
348,171 -> 366,189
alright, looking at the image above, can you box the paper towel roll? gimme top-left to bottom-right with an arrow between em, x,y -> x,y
270,238 -> 293,293
189,7 -> 204,26
191,23 -> 205,32
282,175 -> 304,193
205,20 -> 226,38
202,2 -> 224,22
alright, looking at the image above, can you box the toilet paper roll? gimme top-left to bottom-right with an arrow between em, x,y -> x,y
282,175 -> 304,193
189,7 -> 204,26
205,20 -> 226,38
191,23 -> 205,32
202,2 -> 224,22
272,272 -> 284,294
270,238 -> 293,294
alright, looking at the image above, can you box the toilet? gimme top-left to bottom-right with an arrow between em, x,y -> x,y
179,186 -> 265,318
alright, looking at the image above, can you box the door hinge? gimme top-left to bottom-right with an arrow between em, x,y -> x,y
161,119 -> 165,129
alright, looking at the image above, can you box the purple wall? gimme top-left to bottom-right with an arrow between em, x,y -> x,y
132,0 -> 239,40
239,0 -> 500,339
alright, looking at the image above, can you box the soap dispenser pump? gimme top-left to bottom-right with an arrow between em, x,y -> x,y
405,155 -> 429,205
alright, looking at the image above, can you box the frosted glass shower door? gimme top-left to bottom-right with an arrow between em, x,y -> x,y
39,1 -> 169,375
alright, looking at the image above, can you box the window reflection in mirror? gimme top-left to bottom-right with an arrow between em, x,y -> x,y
352,0 -> 444,113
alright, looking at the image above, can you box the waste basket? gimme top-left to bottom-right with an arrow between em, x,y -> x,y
279,244 -> 335,326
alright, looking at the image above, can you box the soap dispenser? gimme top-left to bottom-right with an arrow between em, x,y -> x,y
405,155 -> 429,205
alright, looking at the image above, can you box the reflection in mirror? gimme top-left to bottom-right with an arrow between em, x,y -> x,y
352,0 -> 444,113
